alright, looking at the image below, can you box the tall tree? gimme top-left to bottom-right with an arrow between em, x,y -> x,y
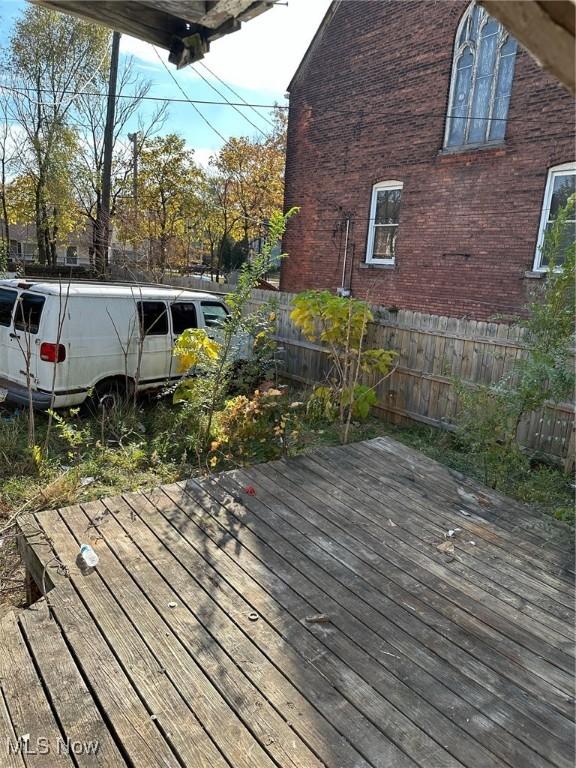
72,56 -> 167,265
0,90 -> 17,254
8,6 -> 108,264
210,108 -> 286,245
117,133 -> 202,272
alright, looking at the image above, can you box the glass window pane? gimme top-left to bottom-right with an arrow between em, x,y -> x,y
201,302 -> 229,328
549,174 -> 576,219
375,188 -> 401,224
138,301 -> 168,336
447,50 -> 473,146
0,288 -> 17,327
539,220 -> 575,268
470,5 -> 483,42
14,293 -> 45,334
468,28 -> 498,143
372,226 -> 397,260
171,302 -> 197,335
488,47 -> 517,141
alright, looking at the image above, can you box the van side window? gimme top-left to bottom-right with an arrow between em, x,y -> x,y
14,293 -> 45,334
201,302 -> 229,328
138,301 -> 168,336
171,302 -> 197,335
0,288 -> 17,327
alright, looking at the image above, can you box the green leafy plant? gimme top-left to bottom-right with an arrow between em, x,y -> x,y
173,207 -> 297,455
455,196 -> 575,489
454,382 -> 529,488
290,290 -> 396,442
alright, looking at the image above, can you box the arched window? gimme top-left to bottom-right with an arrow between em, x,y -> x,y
445,3 -> 517,148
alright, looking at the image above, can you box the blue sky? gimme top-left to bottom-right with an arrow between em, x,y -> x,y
0,0 -> 331,166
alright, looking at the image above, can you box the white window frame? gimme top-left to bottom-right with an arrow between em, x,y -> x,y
533,162 -> 576,272
365,180 -> 403,265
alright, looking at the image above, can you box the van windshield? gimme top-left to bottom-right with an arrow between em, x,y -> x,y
14,293 -> 45,334
201,302 -> 229,328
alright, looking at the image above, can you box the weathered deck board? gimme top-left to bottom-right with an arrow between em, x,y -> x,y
296,449 -> 575,640
4,437 -> 574,768
0,611 -> 75,767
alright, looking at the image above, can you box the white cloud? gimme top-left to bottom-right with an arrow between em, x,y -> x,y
193,146 -> 216,169
120,0 -> 332,96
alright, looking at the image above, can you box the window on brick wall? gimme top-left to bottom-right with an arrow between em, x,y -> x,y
366,181 -> 403,265
445,3 -> 517,149
533,163 -> 576,271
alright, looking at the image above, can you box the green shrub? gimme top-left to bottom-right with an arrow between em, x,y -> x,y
210,386 -> 302,467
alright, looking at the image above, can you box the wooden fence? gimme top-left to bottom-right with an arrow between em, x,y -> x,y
109,266 -> 575,466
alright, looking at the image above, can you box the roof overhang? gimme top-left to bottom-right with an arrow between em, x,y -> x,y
479,0 -> 575,92
31,0 -> 274,68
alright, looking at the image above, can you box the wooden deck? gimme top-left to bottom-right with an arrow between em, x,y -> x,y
1,436 -> 574,768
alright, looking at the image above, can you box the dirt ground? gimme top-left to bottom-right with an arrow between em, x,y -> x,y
0,508 -> 27,618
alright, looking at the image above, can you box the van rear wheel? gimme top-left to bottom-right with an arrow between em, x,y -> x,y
89,379 -> 133,414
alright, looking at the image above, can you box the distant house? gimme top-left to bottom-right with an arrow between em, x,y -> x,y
7,223 -> 143,270
8,223 -> 91,267
281,0 -> 576,320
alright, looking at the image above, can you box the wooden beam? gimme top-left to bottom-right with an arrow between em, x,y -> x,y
31,0 -> 273,56
139,0 -> 208,22
199,0 -> 269,28
480,0 -> 576,93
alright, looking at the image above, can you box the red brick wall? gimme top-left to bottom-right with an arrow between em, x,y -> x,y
280,0 -> 575,320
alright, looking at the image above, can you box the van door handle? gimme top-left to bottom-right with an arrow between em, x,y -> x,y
9,333 -> 20,339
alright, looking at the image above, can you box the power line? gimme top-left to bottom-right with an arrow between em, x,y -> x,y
191,64 -> 268,138
197,60 -> 275,129
1,81 -> 574,129
152,46 -> 227,144
0,81 -> 284,110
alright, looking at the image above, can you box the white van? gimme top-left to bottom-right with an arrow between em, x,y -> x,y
0,280 -> 237,410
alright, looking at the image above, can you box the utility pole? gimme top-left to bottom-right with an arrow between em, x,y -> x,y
96,31 -> 121,277
127,131 -> 139,214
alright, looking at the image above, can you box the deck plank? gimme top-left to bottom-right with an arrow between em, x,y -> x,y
92,493 -> 379,768
209,469 -> 573,713
366,438 -> 574,576
178,477 -> 573,768
39,507 -> 259,768
0,611 -> 74,767
66,499 -> 324,768
349,441 -> 575,594
18,599 -> 127,767
258,455 -> 575,654
0,683 -> 26,768
9,436 -> 574,768
300,449 -> 575,641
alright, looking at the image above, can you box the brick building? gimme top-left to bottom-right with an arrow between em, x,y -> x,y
281,0 -> 575,320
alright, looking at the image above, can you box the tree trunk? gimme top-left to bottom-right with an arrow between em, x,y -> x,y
35,177 -> 48,265
49,207 -> 58,267
0,156 -> 9,251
